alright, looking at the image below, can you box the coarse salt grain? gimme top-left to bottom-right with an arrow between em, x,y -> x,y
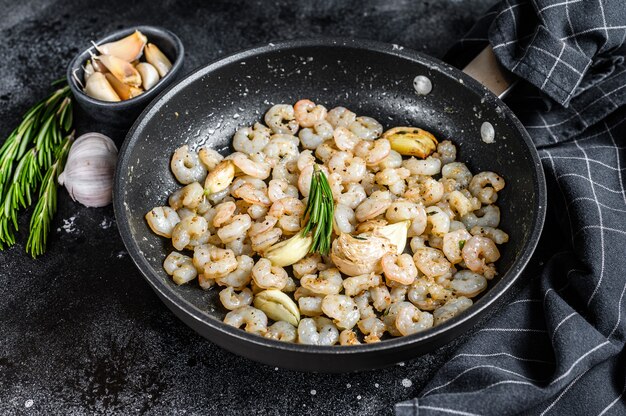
401,378 -> 413,388
310,390 -> 316,395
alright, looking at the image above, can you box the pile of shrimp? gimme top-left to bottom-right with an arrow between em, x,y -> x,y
146,100 -> 508,345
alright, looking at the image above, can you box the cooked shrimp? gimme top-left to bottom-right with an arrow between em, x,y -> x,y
231,152 -> 271,179
251,258 -> 288,290
333,126 -> 360,151
349,116 -> 383,140
407,278 -> 451,310
224,306 -> 268,334
268,197 -> 305,234
314,139 -> 337,163
369,284 -> 391,312
233,123 -> 271,154
469,171 -> 505,204
250,227 -> 282,252
450,270 -> 487,297
328,151 -> 367,184
268,179 -> 299,203
321,294 -> 360,330
294,99 -> 327,128
171,145 -> 207,184
216,255 -> 254,288
290,255 -> 320,280
446,190 -> 474,217
461,205 -> 500,229
433,297 -> 472,326
337,183 -> 367,210
442,229 -> 472,264
146,206 -> 180,238
470,226 -> 509,244
381,253 -> 418,285
403,156 -> 441,176
297,317 -> 339,345
375,167 -> 410,186
355,190 -> 392,222
425,206 -> 450,237
217,214 -> 252,243
198,147 -> 224,171
300,268 -> 343,295
171,215 -> 210,250
395,303 -> 434,335
163,251 -> 197,285
339,329 -> 361,345
326,106 -> 356,128
204,247 -> 238,280
219,287 -> 253,310
264,104 -> 298,134
265,321 -> 297,342
379,149 -> 403,169
442,162 -> 472,188
358,317 -> 386,343
298,295 -> 324,317
299,120 -> 333,150
232,183 -> 271,206
213,201 -> 237,227
436,140 -> 457,164
333,203 -> 356,234
462,236 -> 500,275
413,247 -> 452,279
343,273 -> 382,297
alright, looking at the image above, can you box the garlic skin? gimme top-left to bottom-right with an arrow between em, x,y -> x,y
58,133 -> 118,208
330,233 -> 396,276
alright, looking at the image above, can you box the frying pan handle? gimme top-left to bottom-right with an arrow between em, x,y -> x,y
462,45 -> 516,99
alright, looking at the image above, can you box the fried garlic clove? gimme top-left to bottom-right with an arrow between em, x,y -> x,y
253,289 -> 300,327
104,73 -> 144,100
204,160 -> 235,194
135,62 -> 160,90
382,127 -> 438,158
145,43 -> 172,77
95,30 -> 147,62
264,233 -> 313,267
84,72 -> 120,102
96,54 -> 142,87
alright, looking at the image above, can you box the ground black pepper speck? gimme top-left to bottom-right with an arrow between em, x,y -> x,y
0,0 -> 495,414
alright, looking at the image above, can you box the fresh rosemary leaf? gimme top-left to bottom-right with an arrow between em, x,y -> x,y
301,166 -> 334,255
26,135 -> 73,258
0,83 -> 73,251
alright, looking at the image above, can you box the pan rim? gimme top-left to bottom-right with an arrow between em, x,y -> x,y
114,37 -> 547,357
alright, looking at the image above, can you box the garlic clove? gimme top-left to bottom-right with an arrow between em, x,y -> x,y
253,289 -> 300,326
94,30 -> 147,62
144,43 -> 172,77
83,60 -> 95,82
96,54 -> 142,87
104,73 -> 144,100
135,62 -> 160,90
84,72 -> 121,102
264,233 -> 313,267
58,132 -> 118,208
372,220 -> 410,254
330,233 -> 395,276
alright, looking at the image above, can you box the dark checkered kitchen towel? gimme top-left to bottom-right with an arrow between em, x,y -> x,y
396,1 -> 626,415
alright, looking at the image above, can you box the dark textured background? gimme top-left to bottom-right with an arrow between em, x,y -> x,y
0,0 -> 494,414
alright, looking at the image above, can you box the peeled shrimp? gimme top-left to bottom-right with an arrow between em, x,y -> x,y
469,172 -> 505,204
265,321 -> 297,342
321,294 -> 360,330
326,106 -> 356,129
395,302 -> 434,335
219,287 -> 253,310
170,145 -> 207,184
163,251 -> 197,285
300,268 -> 343,295
299,120 -> 333,150
381,253 -> 417,285
442,229 -> 472,264
233,123 -> 271,154
349,116 -> 382,140
224,306 -> 268,334
145,206 -> 180,238
171,215 -> 210,250
297,317 -> 339,345
450,270 -> 487,297
294,99 -> 327,128
251,258 -> 288,290
461,236 -> 500,275
264,104 -> 298,134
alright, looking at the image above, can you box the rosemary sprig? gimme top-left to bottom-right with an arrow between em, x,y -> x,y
301,166 -> 334,255
26,135 -> 73,258
0,83 -> 73,250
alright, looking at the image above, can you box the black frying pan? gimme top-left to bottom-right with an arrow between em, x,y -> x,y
113,38 -> 546,372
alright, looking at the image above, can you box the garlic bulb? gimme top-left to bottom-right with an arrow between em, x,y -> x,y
58,133 -> 118,207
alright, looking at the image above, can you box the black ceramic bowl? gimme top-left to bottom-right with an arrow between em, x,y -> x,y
114,38 -> 546,372
66,26 -> 184,128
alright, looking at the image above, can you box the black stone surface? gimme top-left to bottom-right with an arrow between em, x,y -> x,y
0,1 -> 493,414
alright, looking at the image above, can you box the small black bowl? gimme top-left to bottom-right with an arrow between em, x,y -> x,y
66,26 -> 184,129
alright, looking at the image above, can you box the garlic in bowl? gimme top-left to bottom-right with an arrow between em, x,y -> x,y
66,26 -> 184,128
